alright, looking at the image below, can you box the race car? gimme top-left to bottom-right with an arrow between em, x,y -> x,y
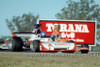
0,38 -> 10,49
30,35 -> 76,52
8,24 -> 89,53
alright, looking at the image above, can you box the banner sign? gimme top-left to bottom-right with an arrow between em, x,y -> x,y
39,20 -> 95,45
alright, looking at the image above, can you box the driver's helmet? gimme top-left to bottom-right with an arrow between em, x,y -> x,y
34,24 -> 41,29
34,24 -> 38,29
40,32 -> 46,36
55,34 -> 62,40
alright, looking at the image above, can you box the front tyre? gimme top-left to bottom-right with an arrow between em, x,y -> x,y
30,40 -> 40,52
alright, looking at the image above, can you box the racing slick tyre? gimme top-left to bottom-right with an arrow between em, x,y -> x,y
9,37 -> 23,51
80,43 -> 89,53
30,40 -> 40,52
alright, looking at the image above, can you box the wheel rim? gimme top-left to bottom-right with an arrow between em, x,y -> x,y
30,43 -> 36,52
8,40 -> 13,50
33,43 -> 36,51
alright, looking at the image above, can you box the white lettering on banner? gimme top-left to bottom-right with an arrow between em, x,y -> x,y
81,25 -> 89,32
74,24 -> 83,32
69,39 -> 84,42
60,24 -> 67,32
46,24 -> 58,32
46,24 -> 54,32
66,24 -> 74,32
61,33 -> 75,38
46,23 -> 89,33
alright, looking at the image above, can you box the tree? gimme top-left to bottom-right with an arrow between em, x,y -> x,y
55,0 -> 100,26
6,13 -> 39,32
55,0 -> 100,44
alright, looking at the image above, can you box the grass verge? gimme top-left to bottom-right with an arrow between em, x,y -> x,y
0,52 -> 100,67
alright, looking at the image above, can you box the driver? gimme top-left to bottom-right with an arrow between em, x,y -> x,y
51,25 -> 62,41
32,24 -> 42,34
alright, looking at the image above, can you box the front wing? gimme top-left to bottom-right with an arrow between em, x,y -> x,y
40,42 -> 76,51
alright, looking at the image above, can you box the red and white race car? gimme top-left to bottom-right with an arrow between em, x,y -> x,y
9,24 -> 89,53
30,36 -> 76,53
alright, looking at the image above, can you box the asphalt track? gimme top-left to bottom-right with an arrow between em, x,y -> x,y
0,49 -> 100,57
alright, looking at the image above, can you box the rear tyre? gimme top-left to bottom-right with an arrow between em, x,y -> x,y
30,40 -> 40,52
80,50 -> 89,53
9,37 -> 23,51
80,43 -> 89,53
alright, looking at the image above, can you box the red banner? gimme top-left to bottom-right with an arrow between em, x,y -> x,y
39,20 -> 95,45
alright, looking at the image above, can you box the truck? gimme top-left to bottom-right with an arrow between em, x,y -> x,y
8,19 -> 96,53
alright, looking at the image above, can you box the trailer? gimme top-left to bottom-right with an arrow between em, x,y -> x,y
8,19 -> 96,53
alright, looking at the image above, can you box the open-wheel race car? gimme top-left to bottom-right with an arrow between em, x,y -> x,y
8,24 -> 89,53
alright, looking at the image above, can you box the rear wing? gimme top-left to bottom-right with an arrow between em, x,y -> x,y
11,32 -> 34,38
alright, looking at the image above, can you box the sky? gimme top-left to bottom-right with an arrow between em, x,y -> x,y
0,0 -> 100,37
